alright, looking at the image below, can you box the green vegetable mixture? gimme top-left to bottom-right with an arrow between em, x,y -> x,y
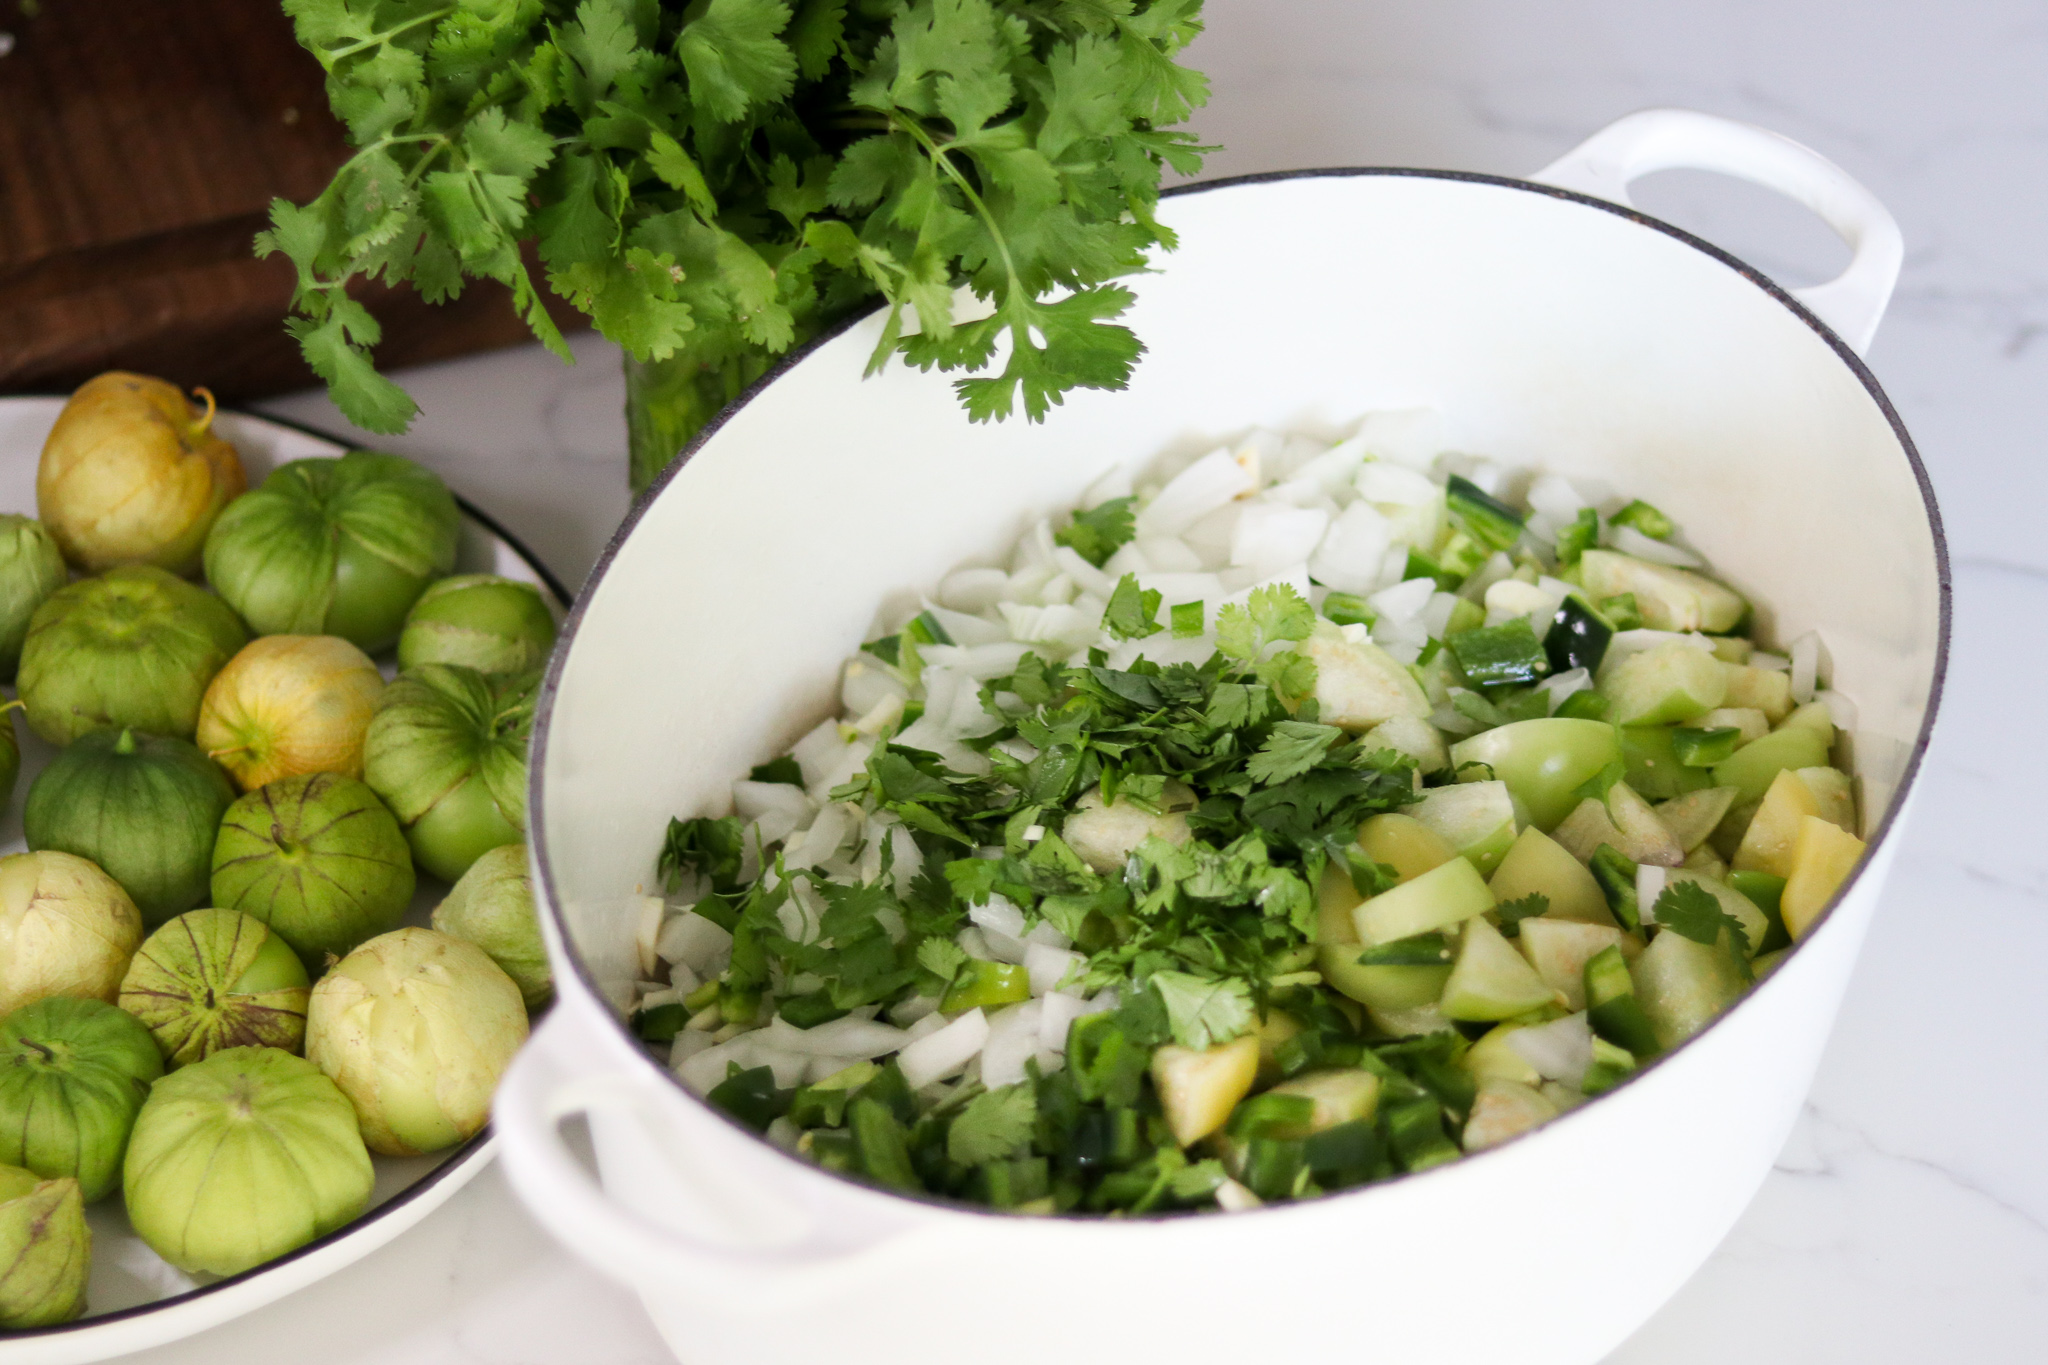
642,419 -> 1869,1213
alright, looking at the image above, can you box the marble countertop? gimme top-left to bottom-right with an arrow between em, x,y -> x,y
113,2 -> 2045,1361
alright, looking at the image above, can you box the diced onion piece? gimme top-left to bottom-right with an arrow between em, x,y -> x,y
1814,688 -> 1858,732
1215,1179 -> 1264,1212
1352,408 -> 1447,469
655,911 -> 734,974
1052,546 -> 1118,599
899,1008 -> 990,1089
920,603 -> 1010,646
1526,473 -> 1589,520
979,1000 -> 1046,1089
937,567 -> 1009,613
1502,1012 -> 1594,1090
1136,447 -> 1257,537
1749,650 -> 1791,672
1025,942 -> 1085,996
764,1013 -> 910,1058
1232,502 -> 1331,579
1308,501 -> 1393,594
1609,524 -> 1703,567
634,895 -> 665,978
1037,991 -> 1107,1052
1790,632 -> 1822,704
1636,864 -> 1668,915
1369,576 -> 1435,625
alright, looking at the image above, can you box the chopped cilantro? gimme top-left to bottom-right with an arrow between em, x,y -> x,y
947,1084 -> 1038,1166
1056,497 -> 1139,568
747,756 -> 803,786
1493,893 -> 1550,938
1149,971 -> 1255,1051
657,816 -> 746,895
1652,880 -> 1754,963
1170,600 -> 1206,638
1103,573 -> 1165,641
1246,721 -> 1343,785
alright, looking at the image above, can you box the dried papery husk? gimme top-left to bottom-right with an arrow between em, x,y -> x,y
196,635 -> 384,791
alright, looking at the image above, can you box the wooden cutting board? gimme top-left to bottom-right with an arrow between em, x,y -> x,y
0,0 -> 585,404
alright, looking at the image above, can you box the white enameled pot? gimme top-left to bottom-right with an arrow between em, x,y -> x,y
500,109 -> 1946,1365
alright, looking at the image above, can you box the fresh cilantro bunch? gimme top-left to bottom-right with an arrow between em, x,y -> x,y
266,0 -> 1211,489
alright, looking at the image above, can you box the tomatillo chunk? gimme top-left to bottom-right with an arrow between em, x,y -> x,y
17,565 -> 249,746
398,575 -> 557,677
120,909 -> 311,1066
203,451 -> 459,653
122,1046 -> 373,1277
363,665 -> 534,883
0,516 -> 66,681
1448,718 -> 1623,831
24,728 -> 237,926
0,1165 -> 88,1327
305,928 -> 529,1156
0,998 -> 163,1201
210,773 -> 416,966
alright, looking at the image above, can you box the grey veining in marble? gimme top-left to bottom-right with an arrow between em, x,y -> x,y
127,3 -> 2040,1361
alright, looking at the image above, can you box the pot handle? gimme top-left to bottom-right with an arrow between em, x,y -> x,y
494,1012 -> 935,1306
1530,108 -> 1902,355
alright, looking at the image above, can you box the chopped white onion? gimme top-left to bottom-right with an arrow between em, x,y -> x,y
1421,591 -> 1463,639
1023,921 -> 1070,948
899,1009 -> 989,1089
1080,463 -> 1134,506
1636,864 -> 1668,914
1037,991 -> 1107,1052
1814,688 -> 1858,732
1351,408 -> 1446,469
1790,632 -> 1822,704
920,603 -> 1010,646
634,895 -> 665,978
655,911 -> 734,974
1748,650 -> 1791,672
1135,536 -> 1203,572
1369,576 -> 1435,624
1052,546 -> 1118,600
1609,525 -> 1703,568
1526,473 -> 1589,519
764,1013 -> 909,1059
1537,667 -> 1592,714
936,567 -> 1010,613
1307,500 -> 1393,594
840,658 -> 909,717
979,1001 -> 1046,1089
1215,1179 -> 1264,1212
1025,942 -> 1086,996
785,802 -> 856,870
1503,1013 -> 1594,1090
1232,502 -> 1331,579
1136,447 -> 1256,537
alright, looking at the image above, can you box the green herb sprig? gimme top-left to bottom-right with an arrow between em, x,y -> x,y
267,0 -> 1211,479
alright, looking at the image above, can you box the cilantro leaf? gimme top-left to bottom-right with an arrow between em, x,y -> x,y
1149,971 -> 1254,1051
271,0 -> 1210,489
1102,573 -> 1164,641
1493,892 -> 1550,938
1652,880 -> 1753,961
947,1083 -> 1038,1165
1247,721 -> 1342,785
1215,583 -> 1316,662
657,816 -> 746,895
1055,497 -> 1137,568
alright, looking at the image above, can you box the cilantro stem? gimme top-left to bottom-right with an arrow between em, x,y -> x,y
318,7 -> 456,67
893,114 -> 1026,329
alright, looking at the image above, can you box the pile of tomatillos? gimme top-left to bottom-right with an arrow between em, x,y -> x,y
0,372 -> 558,1326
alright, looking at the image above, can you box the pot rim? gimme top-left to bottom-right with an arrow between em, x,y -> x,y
527,164 -> 1952,1222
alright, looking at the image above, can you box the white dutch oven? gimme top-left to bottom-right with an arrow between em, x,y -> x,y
499,109 -> 1946,1365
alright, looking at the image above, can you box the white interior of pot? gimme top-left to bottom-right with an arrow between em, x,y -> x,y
538,173 -> 1941,1010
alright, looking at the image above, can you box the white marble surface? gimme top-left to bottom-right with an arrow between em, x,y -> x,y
110,2 -> 2041,1360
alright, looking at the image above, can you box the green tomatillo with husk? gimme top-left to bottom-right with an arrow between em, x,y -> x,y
24,728 -> 237,926
120,910 -> 311,1067
306,928 -> 527,1156
202,451 -> 459,653
0,850 -> 144,1020
123,1046 -> 373,1277
17,564 -> 249,746
431,842 -> 550,1010
0,704 -> 19,815
0,1164 -> 89,1327
397,575 -> 556,677
0,516 -> 67,682
195,634 -> 384,791
364,665 -> 534,883
210,772 -> 415,967
0,997 -> 163,1201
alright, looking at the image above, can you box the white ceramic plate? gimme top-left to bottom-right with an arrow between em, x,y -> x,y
0,398 -> 571,1364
